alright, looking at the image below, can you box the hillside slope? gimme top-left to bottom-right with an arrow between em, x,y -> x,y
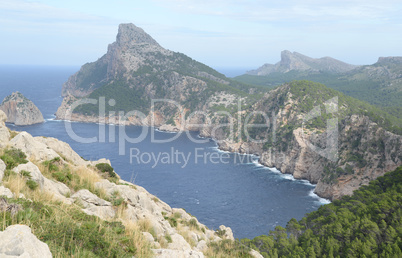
243,165 -> 402,257
236,55 -> 402,117
0,110 -> 257,257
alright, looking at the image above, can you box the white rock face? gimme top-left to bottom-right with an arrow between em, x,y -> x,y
0,225 -> 52,257
0,186 -> 14,198
36,136 -> 87,166
218,225 -> 234,241
71,189 -> 115,220
0,159 -> 5,183
0,110 -> 10,148
9,132 -> 59,161
13,161 -> 45,188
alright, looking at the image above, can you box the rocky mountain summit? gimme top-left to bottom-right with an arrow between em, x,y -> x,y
0,110 -> 260,257
247,50 -> 358,76
0,92 -> 44,126
55,23 -> 402,202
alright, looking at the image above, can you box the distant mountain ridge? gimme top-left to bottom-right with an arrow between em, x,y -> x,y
247,50 -> 358,75
236,53 -> 402,118
56,23 -> 402,201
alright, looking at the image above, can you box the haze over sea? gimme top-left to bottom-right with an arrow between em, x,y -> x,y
0,65 -> 329,239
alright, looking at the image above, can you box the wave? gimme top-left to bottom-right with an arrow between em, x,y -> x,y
154,128 -> 178,134
308,189 -> 331,204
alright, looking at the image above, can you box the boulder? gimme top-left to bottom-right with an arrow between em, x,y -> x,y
0,186 -> 14,198
0,159 -> 5,183
9,132 -> 59,161
43,178 -> 71,196
195,240 -> 208,252
13,161 -> 45,188
71,189 -> 115,220
71,189 -> 111,208
167,233 -> 192,251
153,249 -> 205,258
0,110 -> 10,147
218,225 -> 234,241
0,225 -> 52,257
35,136 -> 87,166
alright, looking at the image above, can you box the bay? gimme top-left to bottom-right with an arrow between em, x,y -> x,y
0,66 -> 329,239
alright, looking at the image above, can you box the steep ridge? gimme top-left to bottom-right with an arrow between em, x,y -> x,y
236,54 -> 402,118
0,92 -> 44,125
0,110 -> 260,257
55,23 -> 402,201
246,50 -> 358,76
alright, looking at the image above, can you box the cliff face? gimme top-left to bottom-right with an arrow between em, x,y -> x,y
247,50 -> 358,75
55,23 -> 402,201
0,92 -> 44,125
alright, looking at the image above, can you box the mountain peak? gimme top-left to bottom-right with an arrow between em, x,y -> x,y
116,23 -> 160,47
248,51 -> 358,75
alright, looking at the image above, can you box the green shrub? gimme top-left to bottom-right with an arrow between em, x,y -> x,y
95,163 -> 117,178
26,180 -> 39,190
1,148 -> 28,169
20,170 -> 32,179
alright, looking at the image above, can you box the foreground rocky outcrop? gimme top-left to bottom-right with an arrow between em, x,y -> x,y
0,225 -> 52,257
0,92 -> 44,125
0,111 -> 260,257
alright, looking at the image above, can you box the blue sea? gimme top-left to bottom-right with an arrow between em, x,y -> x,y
0,65 -> 329,239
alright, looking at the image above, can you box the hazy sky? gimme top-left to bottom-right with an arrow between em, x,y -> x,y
0,0 -> 401,69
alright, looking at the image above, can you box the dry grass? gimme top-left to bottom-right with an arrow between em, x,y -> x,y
3,172 -> 27,197
124,220 -> 154,258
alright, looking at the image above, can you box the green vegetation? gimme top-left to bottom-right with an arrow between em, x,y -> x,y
234,63 -> 402,118
242,165 -> 402,257
0,198 -> 150,257
286,81 -> 402,134
0,148 -> 28,169
42,157 -> 73,184
95,163 -> 117,178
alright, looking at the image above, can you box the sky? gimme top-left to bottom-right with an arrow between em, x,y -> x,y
0,0 -> 401,70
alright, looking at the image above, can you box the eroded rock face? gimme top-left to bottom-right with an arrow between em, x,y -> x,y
0,110 -> 10,148
0,92 -> 44,125
0,159 -> 5,182
0,225 -> 52,257
9,132 -> 59,161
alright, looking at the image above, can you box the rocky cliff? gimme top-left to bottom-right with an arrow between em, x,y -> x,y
247,50 -> 358,75
55,23 -> 402,201
0,110 -> 260,257
0,92 -> 44,125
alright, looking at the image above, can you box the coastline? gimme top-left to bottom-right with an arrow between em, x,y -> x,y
51,115 -> 332,204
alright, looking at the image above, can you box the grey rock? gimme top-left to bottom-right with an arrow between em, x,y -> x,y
9,132 -> 59,161
0,92 -> 44,125
0,110 -> 10,148
0,159 -> 5,183
218,225 -> 234,241
71,189 -> 111,207
0,225 -> 52,257
13,161 -> 45,188
0,187 -> 14,199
